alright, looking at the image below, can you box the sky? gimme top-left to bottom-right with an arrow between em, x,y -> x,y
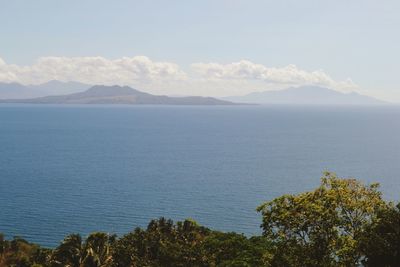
0,0 -> 399,101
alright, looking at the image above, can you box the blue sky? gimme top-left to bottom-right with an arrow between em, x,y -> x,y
0,0 -> 399,100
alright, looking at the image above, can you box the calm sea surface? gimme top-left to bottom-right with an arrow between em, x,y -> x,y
0,104 -> 399,247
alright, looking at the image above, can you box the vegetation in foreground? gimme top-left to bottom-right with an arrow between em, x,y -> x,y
1,172 -> 399,267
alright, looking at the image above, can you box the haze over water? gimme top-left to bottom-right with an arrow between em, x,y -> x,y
0,104 -> 399,247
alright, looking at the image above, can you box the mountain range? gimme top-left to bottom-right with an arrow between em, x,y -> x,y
223,86 -> 386,105
0,82 -> 387,105
0,85 -> 234,105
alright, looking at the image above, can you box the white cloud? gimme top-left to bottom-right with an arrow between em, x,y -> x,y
191,60 -> 358,92
0,56 -> 186,86
0,56 -> 358,96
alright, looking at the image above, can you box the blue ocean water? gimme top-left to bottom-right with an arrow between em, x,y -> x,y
0,104 -> 399,247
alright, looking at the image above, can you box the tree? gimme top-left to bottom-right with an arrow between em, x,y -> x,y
201,232 -> 272,266
360,203 -> 400,267
51,234 -> 84,267
0,236 -> 44,267
51,233 -> 115,267
112,217 -> 273,267
0,234 -> 6,264
112,218 -> 211,267
257,172 -> 387,267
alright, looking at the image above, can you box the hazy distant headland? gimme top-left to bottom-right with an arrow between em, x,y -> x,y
0,80 -> 91,99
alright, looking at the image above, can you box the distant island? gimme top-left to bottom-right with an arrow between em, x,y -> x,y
0,85 -> 234,105
224,86 -> 386,105
0,82 -> 389,106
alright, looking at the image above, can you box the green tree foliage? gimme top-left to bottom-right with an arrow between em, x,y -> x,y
257,172 -> 387,266
112,218 -> 210,266
0,236 -> 49,267
359,203 -> 400,267
50,232 -> 116,267
201,232 -> 272,266
112,217 -> 271,266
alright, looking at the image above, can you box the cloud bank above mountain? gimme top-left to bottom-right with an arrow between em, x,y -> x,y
191,61 -> 357,91
0,56 -> 358,96
0,56 -> 186,85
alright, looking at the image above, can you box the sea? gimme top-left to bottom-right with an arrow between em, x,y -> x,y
0,104 -> 399,247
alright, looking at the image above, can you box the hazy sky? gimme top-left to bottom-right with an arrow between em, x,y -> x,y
1,0 -> 399,101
